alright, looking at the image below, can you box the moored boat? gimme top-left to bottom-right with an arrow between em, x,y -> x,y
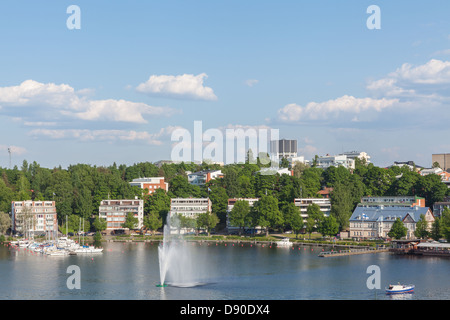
73,245 -> 103,253
385,283 -> 414,294
277,238 -> 293,247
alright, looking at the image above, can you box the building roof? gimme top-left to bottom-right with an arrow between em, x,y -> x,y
188,170 -> 222,176
417,242 -> 450,249
131,177 -> 165,182
350,206 -> 430,223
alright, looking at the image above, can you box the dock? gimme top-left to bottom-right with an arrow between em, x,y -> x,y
318,248 -> 389,257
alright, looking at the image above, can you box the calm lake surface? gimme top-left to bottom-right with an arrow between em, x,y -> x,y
0,241 -> 449,300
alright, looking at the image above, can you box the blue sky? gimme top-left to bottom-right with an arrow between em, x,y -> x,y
1,1 -> 450,169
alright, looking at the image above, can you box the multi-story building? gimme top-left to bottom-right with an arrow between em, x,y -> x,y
294,198 -> 331,224
358,196 -> 425,208
420,168 -> 450,188
187,170 -> 223,186
439,171 -> 450,188
420,167 -> 443,176
11,200 -> 57,236
349,205 -> 434,240
270,139 -> 298,159
339,151 -> 371,164
129,177 -> 169,195
432,153 -> 450,172
99,198 -> 144,233
433,197 -> 450,218
169,198 -> 212,219
316,154 -> 355,170
390,161 -> 423,172
287,156 -> 309,167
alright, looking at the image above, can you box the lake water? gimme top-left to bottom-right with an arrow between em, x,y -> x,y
0,241 -> 449,300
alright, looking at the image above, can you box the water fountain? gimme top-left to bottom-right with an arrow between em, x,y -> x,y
157,214 -> 207,288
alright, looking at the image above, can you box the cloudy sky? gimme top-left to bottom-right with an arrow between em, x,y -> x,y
1,1 -> 450,168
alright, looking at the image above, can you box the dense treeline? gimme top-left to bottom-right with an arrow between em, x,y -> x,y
0,158 -> 449,234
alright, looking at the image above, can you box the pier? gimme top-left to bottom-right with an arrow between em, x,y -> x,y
318,248 -> 389,257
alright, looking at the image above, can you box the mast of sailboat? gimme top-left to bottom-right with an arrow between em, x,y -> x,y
82,219 -> 85,246
78,218 -> 81,245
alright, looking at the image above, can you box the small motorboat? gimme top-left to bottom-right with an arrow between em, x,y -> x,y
386,283 -> 414,294
276,238 -> 293,247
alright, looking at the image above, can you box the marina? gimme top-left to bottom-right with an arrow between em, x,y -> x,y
8,236 -> 103,256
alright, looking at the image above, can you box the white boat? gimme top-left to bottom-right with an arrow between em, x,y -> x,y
73,245 -> 103,253
56,237 -> 79,250
386,283 -> 415,294
17,240 -> 31,248
277,238 -> 293,247
45,248 -> 70,256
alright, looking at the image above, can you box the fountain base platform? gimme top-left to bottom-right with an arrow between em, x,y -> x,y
156,283 -> 168,287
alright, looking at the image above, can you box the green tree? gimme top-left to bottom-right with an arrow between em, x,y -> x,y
145,189 -> 171,224
280,157 -> 289,168
440,208 -> 450,242
122,212 -> 139,230
144,211 -> 163,235
305,216 -> 315,239
0,178 -> 14,213
92,216 -> 107,233
415,174 -> 447,207
330,183 -> 353,231
229,200 -> 251,235
252,195 -> 283,236
169,175 -> 200,198
388,218 -> 408,239
318,215 -> 339,238
430,217 -> 441,241
414,214 -> 429,239
0,212 -> 11,235
282,202 -> 303,238
196,211 -> 219,236
179,215 -> 196,233
208,185 -> 228,223
292,161 -> 309,178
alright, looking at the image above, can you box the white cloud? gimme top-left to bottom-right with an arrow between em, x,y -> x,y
0,145 -> 27,156
367,59 -> 450,98
245,79 -> 259,87
391,59 -> 450,84
277,95 -> 398,123
136,73 -> 217,101
298,145 -> 318,157
0,80 -> 179,123
29,126 -> 181,145
276,59 -> 450,125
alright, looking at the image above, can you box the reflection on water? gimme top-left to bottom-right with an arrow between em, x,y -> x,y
388,293 -> 414,300
0,242 -> 449,300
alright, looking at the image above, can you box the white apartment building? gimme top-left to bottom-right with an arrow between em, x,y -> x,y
287,156 -> 310,167
99,198 -> 144,232
187,170 -> 223,186
339,151 -> 371,164
11,200 -> 57,235
316,154 -> 355,170
169,198 -> 212,219
294,198 -> 331,224
129,177 -> 169,195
